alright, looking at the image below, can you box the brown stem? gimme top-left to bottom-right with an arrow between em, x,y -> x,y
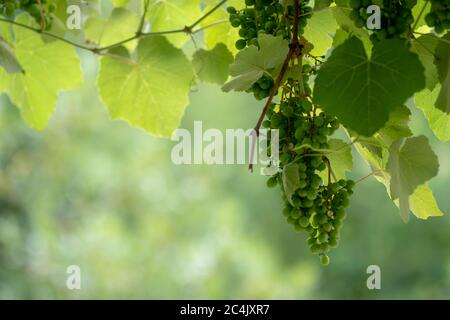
355,171 -> 381,184
248,0 -> 302,172
248,50 -> 294,172
0,0 -> 228,54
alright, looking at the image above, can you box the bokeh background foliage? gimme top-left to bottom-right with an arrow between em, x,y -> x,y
0,0 -> 449,299
0,50 -> 449,299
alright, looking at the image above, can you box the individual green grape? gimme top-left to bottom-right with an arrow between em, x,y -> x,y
266,176 -> 278,188
235,39 -> 247,50
320,254 -> 330,265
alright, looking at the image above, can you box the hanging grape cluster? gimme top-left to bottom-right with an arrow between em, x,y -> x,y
349,0 -> 417,43
227,0 -> 313,100
425,0 -> 450,34
1,0 -> 56,30
264,67 -> 354,265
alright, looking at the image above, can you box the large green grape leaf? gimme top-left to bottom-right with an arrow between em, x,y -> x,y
84,7 -> 139,50
222,34 -> 289,92
146,0 -> 201,47
411,34 -> 439,90
282,162 -> 300,206
0,37 -> 23,73
387,135 -> 439,222
193,43 -> 233,85
0,15 -> 82,130
319,139 -> 353,182
314,37 -> 425,136
304,8 -> 338,56
414,86 -> 450,142
202,0 -> 241,56
97,36 -> 194,137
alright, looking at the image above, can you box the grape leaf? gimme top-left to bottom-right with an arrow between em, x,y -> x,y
412,0 -> 431,31
304,8 -> 338,57
435,33 -> 450,81
331,28 -> 348,48
202,0 -> 241,55
387,135 -> 439,222
0,37 -> 23,74
434,33 -> 450,113
411,34 -> 439,90
314,0 -> 333,10
414,86 -> 450,142
193,43 -> 233,85
146,0 -> 201,47
319,139 -> 353,182
354,135 -> 443,220
222,34 -> 289,92
314,37 -> 425,136
409,183 -> 444,219
332,3 -> 370,41
375,105 -> 413,146
53,0 -> 99,33
436,70 -> 450,113
349,104 -> 412,164
84,7 -> 139,50
42,15 -> 67,42
0,14 -> 82,130
282,162 -> 300,206
112,0 -> 130,6
98,36 -> 194,137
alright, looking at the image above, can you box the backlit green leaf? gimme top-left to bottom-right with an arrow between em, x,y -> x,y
98,36 -> 194,137
314,37 -> 425,136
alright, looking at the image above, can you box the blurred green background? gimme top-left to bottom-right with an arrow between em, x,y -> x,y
0,50 -> 449,300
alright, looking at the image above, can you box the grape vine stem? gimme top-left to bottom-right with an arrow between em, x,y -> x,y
249,0 -> 303,172
0,0 -> 229,55
355,171 -> 382,185
0,0 -> 331,59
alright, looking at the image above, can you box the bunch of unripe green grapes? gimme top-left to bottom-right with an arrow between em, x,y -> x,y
349,0 -> 416,42
1,0 -> 56,30
264,66 -> 354,265
227,0 -> 313,100
425,0 -> 450,34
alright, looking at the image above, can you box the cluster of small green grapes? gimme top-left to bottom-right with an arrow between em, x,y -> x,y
349,0 -> 417,42
1,0 -> 56,30
227,0 -> 284,50
425,0 -> 450,34
227,0 -> 313,100
264,66 -> 354,265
